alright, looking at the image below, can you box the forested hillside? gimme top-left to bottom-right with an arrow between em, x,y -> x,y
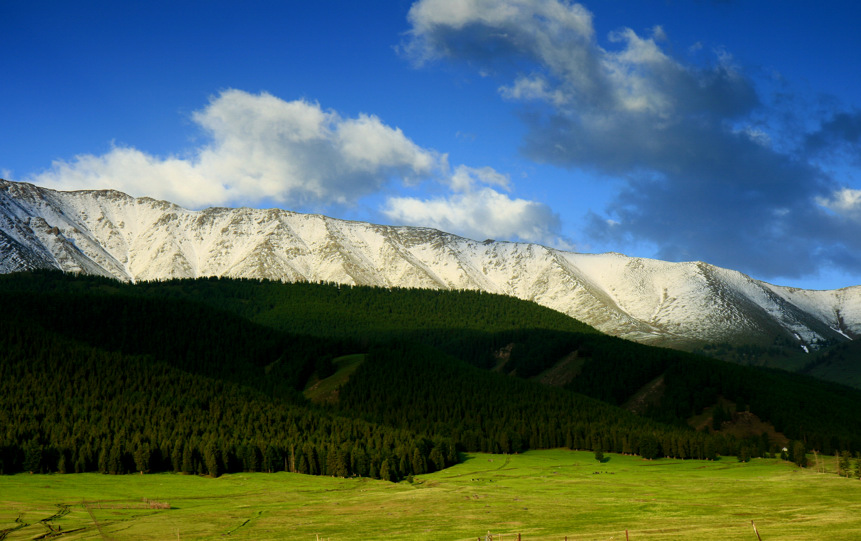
800,340 -> 861,389
115,272 -> 861,453
1,270 -> 860,479
0,311 -> 457,478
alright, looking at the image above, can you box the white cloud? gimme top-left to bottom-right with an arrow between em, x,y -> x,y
31,90 -> 438,209
500,75 -> 568,106
383,162 -> 565,246
408,0 -> 691,118
650,25 -> 667,42
406,0 -> 596,73
383,186 -> 562,245
407,0 -> 861,280
737,125 -> 772,147
335,114 -> 436,179
407,0 -> 594,54
449,164 -> 510,192
28,88 -> 565,249
34,146 -> 221,208
817,188 -> 861,220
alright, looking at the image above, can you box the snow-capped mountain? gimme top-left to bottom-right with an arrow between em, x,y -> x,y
2,178 -> 860,351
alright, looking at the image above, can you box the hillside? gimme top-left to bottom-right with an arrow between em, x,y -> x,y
2,270 -> 860,480
801,340 -> 861,389
0,271 -> 687,477
3,179 -> 861,363
0,304 -> 455,479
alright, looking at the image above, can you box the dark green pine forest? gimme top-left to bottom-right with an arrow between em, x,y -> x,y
1,270 -> 860,479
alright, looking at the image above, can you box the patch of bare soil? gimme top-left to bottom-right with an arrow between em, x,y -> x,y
692,400 -> 789,447
718,410 -> 789,446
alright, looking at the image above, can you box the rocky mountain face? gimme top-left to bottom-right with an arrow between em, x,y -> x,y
2,178 -> 860,351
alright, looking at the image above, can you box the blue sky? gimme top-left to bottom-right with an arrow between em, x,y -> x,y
2,1 -> 860,290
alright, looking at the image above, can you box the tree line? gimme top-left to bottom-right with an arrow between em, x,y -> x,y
0,297 -> 454,478
2,270 -> 860,480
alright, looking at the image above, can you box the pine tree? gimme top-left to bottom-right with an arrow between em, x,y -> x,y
133,442 -> 151,474
839,450 -> 852,477
171,440 -> 184,473
98,442 -> 109,474
297,453 -> 310,475
108,439 -> 124,475
792,441 -> 807,468
181,444 -> 194,474
379,459 -> 393,482
23,439 -> 42,474
411,448 -> 427,475
204,441 -> 220,478
639,435 -> 660,460
428,447 -> 445,472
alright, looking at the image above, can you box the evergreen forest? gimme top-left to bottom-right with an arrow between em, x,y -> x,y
1,270 -> 860,480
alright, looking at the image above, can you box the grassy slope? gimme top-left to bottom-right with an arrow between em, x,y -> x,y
304,354 -> 365,404
2,450 -> 860,541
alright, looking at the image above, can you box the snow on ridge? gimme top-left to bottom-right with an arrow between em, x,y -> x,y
2,178 -> 861,349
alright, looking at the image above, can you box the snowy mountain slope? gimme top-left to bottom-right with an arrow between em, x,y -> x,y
2,178 -> 859,351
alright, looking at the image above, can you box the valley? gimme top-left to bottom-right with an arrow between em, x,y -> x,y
5,2 -> 861,540
3,185 -> 861,540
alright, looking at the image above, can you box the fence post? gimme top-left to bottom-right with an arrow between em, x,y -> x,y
752,521 -> 762,541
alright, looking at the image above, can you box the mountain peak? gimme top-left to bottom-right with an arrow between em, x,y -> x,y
1,179 -> 859,352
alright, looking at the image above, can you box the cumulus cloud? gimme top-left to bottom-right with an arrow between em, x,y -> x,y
406,0 -> 860,280
384,162 -> 564,246
384,189 -> 563,245
30,89 -> 565,247
817,188 -> 861,221
448,165 -> 511,192
33,146 -> 223,209
33,89 -> 437,209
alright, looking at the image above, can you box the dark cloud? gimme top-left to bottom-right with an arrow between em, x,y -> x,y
805,111 -> 861,162
407,0 -> 861,281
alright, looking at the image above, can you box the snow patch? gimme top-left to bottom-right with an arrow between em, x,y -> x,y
2,178 -> 861,349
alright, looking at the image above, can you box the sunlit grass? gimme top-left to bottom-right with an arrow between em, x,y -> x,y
2,450 -> 860,540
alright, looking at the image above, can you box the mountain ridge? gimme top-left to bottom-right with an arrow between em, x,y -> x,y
2,178 -> 860,353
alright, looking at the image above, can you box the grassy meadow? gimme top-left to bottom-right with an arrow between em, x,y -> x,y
2,450 -> 860,540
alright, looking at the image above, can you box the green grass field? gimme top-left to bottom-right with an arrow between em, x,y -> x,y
2,450 -> 860,540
